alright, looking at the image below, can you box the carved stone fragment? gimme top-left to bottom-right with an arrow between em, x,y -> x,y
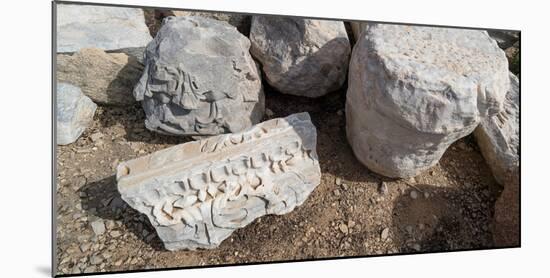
135,16 -> 264,137
346,24 -> 510,178
117,112 -> 320,250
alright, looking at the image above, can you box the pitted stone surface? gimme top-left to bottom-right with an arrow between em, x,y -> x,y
474,73 -> 519,185
56,4 -> 153,53
56,83 -> 97,145
346,24 -> 510,178
250,16 -> 350,98
160,10 -> 251,35
134,16 -> 264,137
117,112 -> 320,250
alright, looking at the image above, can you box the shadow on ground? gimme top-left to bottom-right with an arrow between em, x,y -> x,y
79,175 -> 165,251
389,183 -> 498,254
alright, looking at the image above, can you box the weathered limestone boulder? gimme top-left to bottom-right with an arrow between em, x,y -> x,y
134,16 -> 264,137
117,112 -> 320,250
250,16 -> 351,98
57,83 -> 97,145
57,48 -> 144,106
56,4 -> 153,53
346,24 -> 510,178
474,73 -> 519,185
158,10 -> 251,35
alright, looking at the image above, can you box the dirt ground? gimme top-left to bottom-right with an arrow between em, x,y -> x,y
55,83 -> 502,276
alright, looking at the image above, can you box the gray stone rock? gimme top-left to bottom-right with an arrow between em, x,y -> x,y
57,48 -> 143,106
250,16 -> 351,98
346,24 -> 509,178
56,83 -> 97,145
90,219 -> 105,236
134,16 -> 264,137
117,112 -> 321,250
380,227 -> 390,241
474,73 -> 519,185
56,4 -> 153,53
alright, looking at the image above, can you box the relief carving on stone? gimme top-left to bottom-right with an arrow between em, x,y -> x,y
117,113 -> 320,250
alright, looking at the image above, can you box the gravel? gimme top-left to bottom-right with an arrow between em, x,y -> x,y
55,84 -> 501,275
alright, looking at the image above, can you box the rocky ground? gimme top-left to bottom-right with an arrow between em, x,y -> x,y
55,83 -> 501,275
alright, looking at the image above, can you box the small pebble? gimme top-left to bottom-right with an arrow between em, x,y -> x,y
110,230 -> 122,238
105,220 -> 116,230
341,183 -> 348,191
339,223 -> 349,234
410,190 -> 418,199
335,178 -> 342,186
90,220 -> 105,236
424,192 -> 430,199
79,243 -> 91,252
333,189 -> 341,197
378,182 -> 388,195
380,228 -> 390,241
